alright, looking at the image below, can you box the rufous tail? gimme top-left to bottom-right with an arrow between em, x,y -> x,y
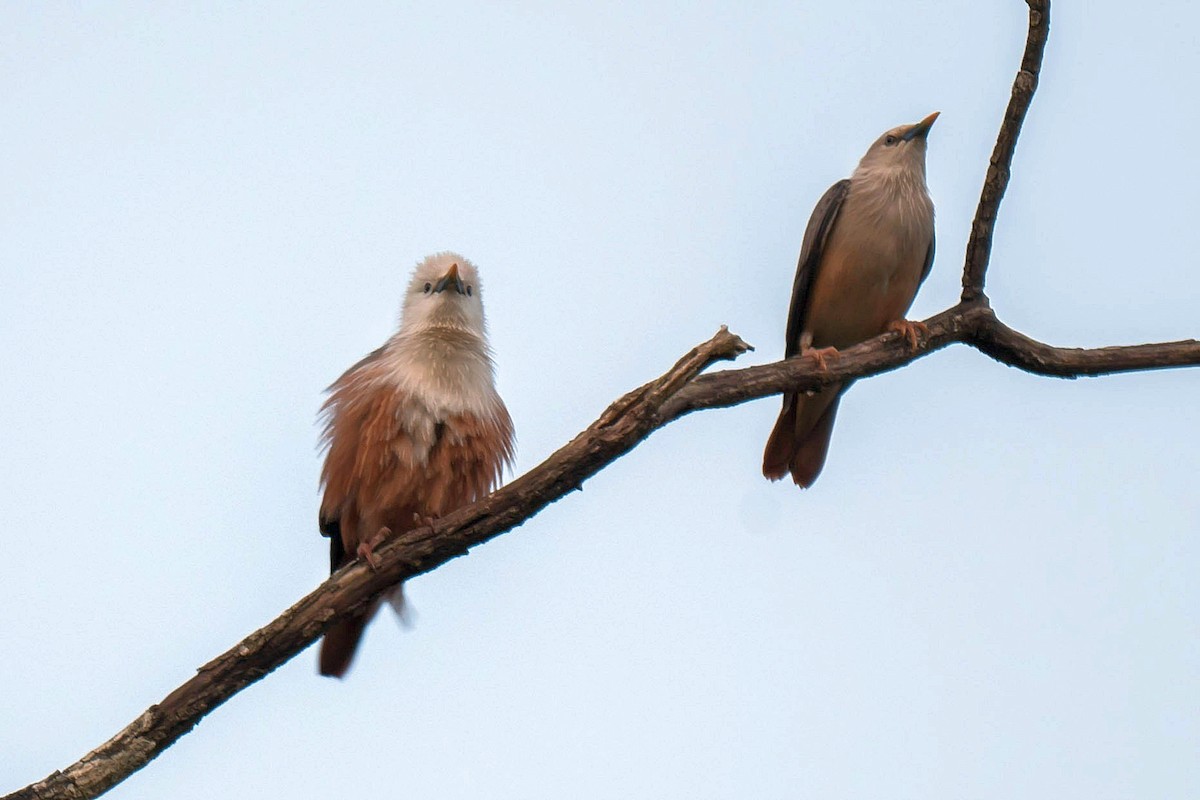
762,392 -> 842,488
763,394 -> 800,481
787,396 -> 839,488
319,613 -> 368,678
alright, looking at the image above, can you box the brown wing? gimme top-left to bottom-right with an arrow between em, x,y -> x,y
318,356 -> 419,569
784,179 -> 851,358
317,346 -> 386,544
919,231 -> 936,285
764,179 -> 850,484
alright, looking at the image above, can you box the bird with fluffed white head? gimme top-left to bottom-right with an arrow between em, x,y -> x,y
317,251 -> 514,677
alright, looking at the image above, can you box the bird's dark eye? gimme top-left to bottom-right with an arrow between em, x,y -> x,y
885,135 -> 898,146
466,285 -> 473,296
423,282 -> 432,293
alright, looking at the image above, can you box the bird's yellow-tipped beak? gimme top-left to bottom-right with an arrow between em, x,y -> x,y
902,111 -> 940,142
433,262 -> 466,295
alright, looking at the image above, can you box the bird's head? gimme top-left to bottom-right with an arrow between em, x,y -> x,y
400,252 -> 487,336
854,111 -> 939,178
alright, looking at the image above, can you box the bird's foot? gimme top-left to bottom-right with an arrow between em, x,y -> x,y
887,319 -> 929,350
356,526 -> 392,571
802,346 -> 841,372
412,512 -> 437,530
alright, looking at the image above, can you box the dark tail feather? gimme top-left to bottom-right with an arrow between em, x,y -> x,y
763,393 -> 799,480
319,613 -> 369,678
318,527 -> 365,678
788,395 -> 841,488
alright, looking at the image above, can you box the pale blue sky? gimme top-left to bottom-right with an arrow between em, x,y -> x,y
2,2 -> 1198,798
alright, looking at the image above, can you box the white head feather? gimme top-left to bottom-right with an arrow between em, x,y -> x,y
848,113 -> 938,239
851,111 -> 939,185
382,251 -> 504,422
399,251 -> 487,337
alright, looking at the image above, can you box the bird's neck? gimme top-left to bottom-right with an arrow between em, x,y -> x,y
379,327 -> 501,419
851,162 -> 929,197
847,165 -> 934,244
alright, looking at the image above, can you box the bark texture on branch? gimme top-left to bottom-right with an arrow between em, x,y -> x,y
968,316 -> 1200,377
7,0 -> 1199,798
664,304 -> 1200,421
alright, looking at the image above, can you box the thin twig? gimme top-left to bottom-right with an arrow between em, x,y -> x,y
961,0 -> 1051,302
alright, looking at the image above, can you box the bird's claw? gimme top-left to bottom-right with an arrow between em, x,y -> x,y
356,526 -> 392,571
802,346 -> 841,372
888,319 -> 929,351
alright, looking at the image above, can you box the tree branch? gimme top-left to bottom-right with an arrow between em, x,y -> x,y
9,306 -> 1199,800
5,329 -> 753,800
9,1 -> 1199,798
961,0 -> 1050,302
967,315 -> 1200,377
663,305 -> 1200,422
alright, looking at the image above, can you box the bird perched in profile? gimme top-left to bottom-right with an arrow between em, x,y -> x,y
763,112 -> 939,488
317,252 -> 514,677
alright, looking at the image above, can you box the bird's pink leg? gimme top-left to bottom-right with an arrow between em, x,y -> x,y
887,319 -> 929,350
356,515 -> 440,571
356,526 -> 392,571
802,346 -> 841,372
